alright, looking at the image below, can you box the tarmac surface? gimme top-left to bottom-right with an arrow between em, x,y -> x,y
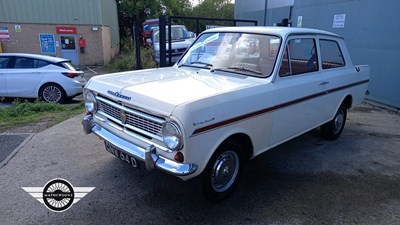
0,103 -> 399,224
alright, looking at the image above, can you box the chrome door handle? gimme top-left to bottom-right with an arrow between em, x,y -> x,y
319,81 -> 330,86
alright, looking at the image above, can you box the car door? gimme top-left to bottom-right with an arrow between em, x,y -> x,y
269,36 -> 328,146
0,56 -> 11,96
6,57 -> 47,98
318,38 -> 355,119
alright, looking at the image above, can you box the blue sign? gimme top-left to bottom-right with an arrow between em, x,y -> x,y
39,34 -> 56,54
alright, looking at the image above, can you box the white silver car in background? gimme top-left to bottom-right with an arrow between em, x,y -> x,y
0,53 -> 86,103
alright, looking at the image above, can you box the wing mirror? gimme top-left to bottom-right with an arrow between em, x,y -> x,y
188,32 -> 196,39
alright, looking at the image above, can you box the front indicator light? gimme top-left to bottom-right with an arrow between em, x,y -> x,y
174,152 -> 184,163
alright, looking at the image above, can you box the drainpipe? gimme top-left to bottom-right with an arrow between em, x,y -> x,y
263,0 -> 268,26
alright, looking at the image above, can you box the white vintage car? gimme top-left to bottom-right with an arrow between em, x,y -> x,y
82,27 -> 369,201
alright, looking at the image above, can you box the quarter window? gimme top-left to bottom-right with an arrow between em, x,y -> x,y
279,38 -> 318,76
320,39 -> 345,69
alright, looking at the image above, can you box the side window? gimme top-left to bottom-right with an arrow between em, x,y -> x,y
279,38 -> 318,76
14,58 -> 35,69
320,39 -> 345,69
35,60 -> 49,68
14,58 -> 48,69
0,57 -> 10,69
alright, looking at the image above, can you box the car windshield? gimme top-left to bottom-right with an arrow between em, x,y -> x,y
153,27 -> 189,42
178,32 -> 281,77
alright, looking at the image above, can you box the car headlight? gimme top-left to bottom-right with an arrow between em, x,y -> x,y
84,91 -> 97,113
162,122 -> 183,151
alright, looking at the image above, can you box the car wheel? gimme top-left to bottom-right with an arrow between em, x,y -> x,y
202,140 -> 244,202
321,104 -> 347,140
39,83 -> 66,103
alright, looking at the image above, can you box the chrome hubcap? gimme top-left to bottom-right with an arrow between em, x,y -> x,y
333,110 -> 344,134
43,86 -> 62,103
211,150 -> 239,192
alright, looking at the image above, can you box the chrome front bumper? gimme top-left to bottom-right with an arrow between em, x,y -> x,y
82,115 -> 197,176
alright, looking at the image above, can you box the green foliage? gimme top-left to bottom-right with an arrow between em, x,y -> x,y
107,37 -> 156,72
0,100 -> 82,117
0,100 -> 84,130
193,0 -> 234,19
120,37 -> 134,53
2,100 -> 57,116
118,0 -> 192,18
117,0 -> 193,38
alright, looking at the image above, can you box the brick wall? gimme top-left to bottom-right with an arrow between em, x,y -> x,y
0,22 -> 119,66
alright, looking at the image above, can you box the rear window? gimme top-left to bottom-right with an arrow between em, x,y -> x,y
61,61 -> 77,71
320,39 -> 345,69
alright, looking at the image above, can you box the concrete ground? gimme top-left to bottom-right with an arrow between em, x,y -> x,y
0,103 -> 399,225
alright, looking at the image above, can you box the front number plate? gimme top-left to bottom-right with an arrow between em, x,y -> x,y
104,141 -> 139,168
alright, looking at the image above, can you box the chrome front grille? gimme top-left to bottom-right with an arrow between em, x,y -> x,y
126,114 -> 163,135
96,95 -> 165,141
99,100 -> 120,121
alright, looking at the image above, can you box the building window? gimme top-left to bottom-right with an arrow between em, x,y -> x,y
61,36 -> 76,50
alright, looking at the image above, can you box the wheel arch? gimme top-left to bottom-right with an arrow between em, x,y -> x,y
342,94 -> 353,109
220,133 -> 254,161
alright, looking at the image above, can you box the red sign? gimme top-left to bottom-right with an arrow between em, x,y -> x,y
56,26 -> 77,34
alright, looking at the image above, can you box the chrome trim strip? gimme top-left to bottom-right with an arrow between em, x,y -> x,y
94,114 -> 170,152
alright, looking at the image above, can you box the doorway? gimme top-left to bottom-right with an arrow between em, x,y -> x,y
60,35 -> 79,65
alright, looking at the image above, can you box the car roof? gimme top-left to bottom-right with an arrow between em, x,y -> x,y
203,26 -> 342,39
0,53 -> 70,63
144,19 -> 159,23
152,25 -> 187,31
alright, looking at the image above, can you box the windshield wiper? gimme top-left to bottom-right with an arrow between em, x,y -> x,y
227,65 -> 262,75
210,67 -> 227,73
190,61 -> 213,67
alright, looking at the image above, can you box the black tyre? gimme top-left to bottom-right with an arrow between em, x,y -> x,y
321,104 -> 347,140
202,140 -> 244,202
39,83 -> 66,103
